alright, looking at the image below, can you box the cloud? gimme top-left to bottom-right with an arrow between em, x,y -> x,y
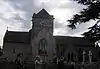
0,0 -> 95,46
0,0 -> 32,46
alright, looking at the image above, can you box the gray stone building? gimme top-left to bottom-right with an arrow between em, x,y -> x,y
2,9 -> 97,62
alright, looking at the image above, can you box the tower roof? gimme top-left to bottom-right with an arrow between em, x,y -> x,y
32,9 -> 54,19
37,9 -> 50,17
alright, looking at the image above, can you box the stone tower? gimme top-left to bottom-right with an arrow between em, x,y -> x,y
31,9 -> 54,37
31,9 -> 56,61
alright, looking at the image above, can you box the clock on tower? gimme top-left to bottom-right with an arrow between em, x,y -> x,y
40,19 -> 47,27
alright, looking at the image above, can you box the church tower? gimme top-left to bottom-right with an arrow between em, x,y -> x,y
31,9 -> 56,61
31,9 -> 54,37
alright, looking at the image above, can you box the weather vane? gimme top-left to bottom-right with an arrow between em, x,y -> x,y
42,2 -> 45,9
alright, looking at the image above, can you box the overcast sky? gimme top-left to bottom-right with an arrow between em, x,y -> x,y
0,0 -> 96,46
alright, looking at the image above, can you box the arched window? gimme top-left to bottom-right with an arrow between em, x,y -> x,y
71,52 -> 74,62
38,38 -> 47,54
12,49 -> 15,53
68,52 -> 70,61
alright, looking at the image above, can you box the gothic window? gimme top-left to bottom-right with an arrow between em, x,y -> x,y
71,52 -> 74,62
78,48 -> 83,62
78,48 -> 82,54
12,49 -> 15,53
38,38 -> 47,55
68,52 -> 70,61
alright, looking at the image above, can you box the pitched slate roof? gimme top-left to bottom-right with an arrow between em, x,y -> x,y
54,36 -> 94,47
32,9 -> 54,19
4,30 -> 30,43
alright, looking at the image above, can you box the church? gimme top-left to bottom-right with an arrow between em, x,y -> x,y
2,9 -> 99,62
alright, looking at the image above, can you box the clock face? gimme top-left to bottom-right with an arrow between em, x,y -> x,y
40,20 -> 47,26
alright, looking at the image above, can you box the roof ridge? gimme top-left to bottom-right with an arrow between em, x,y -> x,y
37,8 -> 50,15
54,36 -> 83,38
7,31 -> 29,33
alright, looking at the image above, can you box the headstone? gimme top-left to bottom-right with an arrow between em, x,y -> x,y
82,50 -> 86,64
88,50 -> 92,64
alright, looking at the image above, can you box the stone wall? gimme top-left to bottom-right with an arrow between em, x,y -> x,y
3,43 -> 31,61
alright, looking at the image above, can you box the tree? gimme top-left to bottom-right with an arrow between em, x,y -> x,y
68,0 -> 100,42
